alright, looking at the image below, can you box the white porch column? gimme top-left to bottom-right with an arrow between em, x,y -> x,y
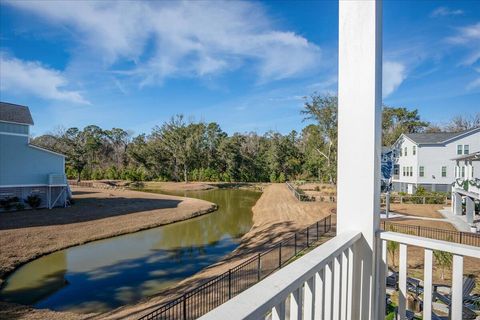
338,1 -> 382,319
454,192 -> 462,216
465,196 -> 474,224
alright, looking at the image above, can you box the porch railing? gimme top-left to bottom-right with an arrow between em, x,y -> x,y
198,231 -> 362,320
381,221 -> 480,247
138,216 -> 333,320
199,230 -> 480,320
379,231 -> 480,320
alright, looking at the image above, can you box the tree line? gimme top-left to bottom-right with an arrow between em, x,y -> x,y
32,94 -> 479,183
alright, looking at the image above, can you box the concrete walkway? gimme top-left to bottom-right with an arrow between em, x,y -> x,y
438,207 -> 476,232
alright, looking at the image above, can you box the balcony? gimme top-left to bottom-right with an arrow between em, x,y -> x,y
199,231 -> 479,320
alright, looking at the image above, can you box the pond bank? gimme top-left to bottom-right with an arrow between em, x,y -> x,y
99,183 -> 336,320
0,187 -> 216,297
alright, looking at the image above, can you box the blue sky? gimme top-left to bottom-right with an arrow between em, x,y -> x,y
0,1 -> 479,137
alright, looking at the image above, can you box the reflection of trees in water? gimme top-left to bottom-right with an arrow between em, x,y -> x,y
1,189 -> 260,313
154,189 -> 259,250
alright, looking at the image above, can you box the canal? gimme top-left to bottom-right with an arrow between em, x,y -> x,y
0,188 -> 260,313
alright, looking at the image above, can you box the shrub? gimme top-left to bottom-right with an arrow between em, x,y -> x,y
1,197 -> 21,211
269,172 -> 277,183
25,195 -> 42,209
278,172 -> 286,183
15,202 -> 25,211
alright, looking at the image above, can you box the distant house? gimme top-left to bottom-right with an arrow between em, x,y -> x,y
451,151 -> 480,225
391,127 -> 480,194
0,102 -> 68,209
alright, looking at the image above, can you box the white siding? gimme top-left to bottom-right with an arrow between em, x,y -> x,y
392,130 -> 480,192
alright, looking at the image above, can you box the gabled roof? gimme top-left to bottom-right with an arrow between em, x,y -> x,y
0,102 -> 34,125
403,127 -> 480,145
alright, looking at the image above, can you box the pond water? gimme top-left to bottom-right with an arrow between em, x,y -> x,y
0,188 -> 260,313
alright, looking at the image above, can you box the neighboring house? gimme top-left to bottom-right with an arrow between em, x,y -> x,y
0,102 -> 68,209
391,127 -> 480,194
451,151 -> 480,225
380,147 -> 393,192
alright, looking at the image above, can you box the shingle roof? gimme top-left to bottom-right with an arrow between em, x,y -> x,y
0,102 -> 34,125
404,128 -> 479,145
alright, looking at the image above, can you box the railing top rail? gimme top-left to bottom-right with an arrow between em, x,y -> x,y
198,231 -> 361,320
379,231 -> 480,258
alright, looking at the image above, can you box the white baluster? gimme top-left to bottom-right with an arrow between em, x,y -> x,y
333,254 -> 342,320
398,243 -> 407,319
314,269 -> 325,320
324,261 -> 333,320
304,277 -> 314,320
289,287 -> 302,320
346,247 -> 354,319
340,249 -> 349,320
272,300 -> 286,320
423,249 -> 433,320
451,254 -> 464,319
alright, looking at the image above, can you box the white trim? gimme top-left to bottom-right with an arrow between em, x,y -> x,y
0,131 -> 29,137
28,144 -> 66,157
0,119 -> 33,126
0,184 -> 67,188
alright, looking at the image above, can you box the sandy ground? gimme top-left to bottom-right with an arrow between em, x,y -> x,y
387,203 -> 445,219
0,187 -> 216,282
97,183 -> 336,320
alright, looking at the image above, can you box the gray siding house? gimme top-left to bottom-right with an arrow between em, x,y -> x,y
0,102 -> 67,209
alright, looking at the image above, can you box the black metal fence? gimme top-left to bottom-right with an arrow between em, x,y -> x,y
381,221 -> 480,247
285,181 -> 314,201
139,215 -> 333,320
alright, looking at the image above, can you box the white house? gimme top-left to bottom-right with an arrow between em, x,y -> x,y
451,151 -> 480,225
392,127 -> 480,194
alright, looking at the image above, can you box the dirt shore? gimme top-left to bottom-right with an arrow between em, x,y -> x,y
0,187 -> 216,282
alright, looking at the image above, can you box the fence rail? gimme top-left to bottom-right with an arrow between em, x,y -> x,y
138,215 -> 333,320
381,221 -> 480,247
285,182 -> 314,201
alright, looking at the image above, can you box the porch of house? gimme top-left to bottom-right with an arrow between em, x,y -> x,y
198,1 -> 480,320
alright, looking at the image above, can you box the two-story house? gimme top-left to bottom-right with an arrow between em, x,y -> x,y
392,127 -> 480,194
0,102 -> 68,209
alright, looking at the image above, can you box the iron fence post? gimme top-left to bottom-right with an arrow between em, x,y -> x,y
279,242 -> 282,267
324,216 -> 327,232
228,269 -> 232,299
316,221 -> 319,241
257,253 -> 261,282
183,294 -> 187,320
307,227 -> 310,247
294,233 -> 297,255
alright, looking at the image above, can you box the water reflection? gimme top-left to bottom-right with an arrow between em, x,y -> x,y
0,189 -> 259,313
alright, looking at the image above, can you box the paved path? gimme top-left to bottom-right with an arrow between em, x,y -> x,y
438,207 -> 474,232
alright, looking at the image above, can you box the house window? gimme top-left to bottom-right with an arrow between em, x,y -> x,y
402,167 -> 405,176
457,145 -> 463,155
413,146 -> 416,155
400,148 -> 403,157
411,166 -> 414,176
404,147 -> 407,156
461,166 -> 465,178
394,165 -> 399,175
464,144 -> 469,155
419,166 -> 424,177
442,166 -> 447,177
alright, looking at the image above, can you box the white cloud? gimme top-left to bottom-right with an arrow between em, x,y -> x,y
448,22 -> 480,45
467,77 -> 480,90
0,54 -> 89,104
430,7 -> 464,18
6,1 -> 320,84
383,61 -> 407,97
